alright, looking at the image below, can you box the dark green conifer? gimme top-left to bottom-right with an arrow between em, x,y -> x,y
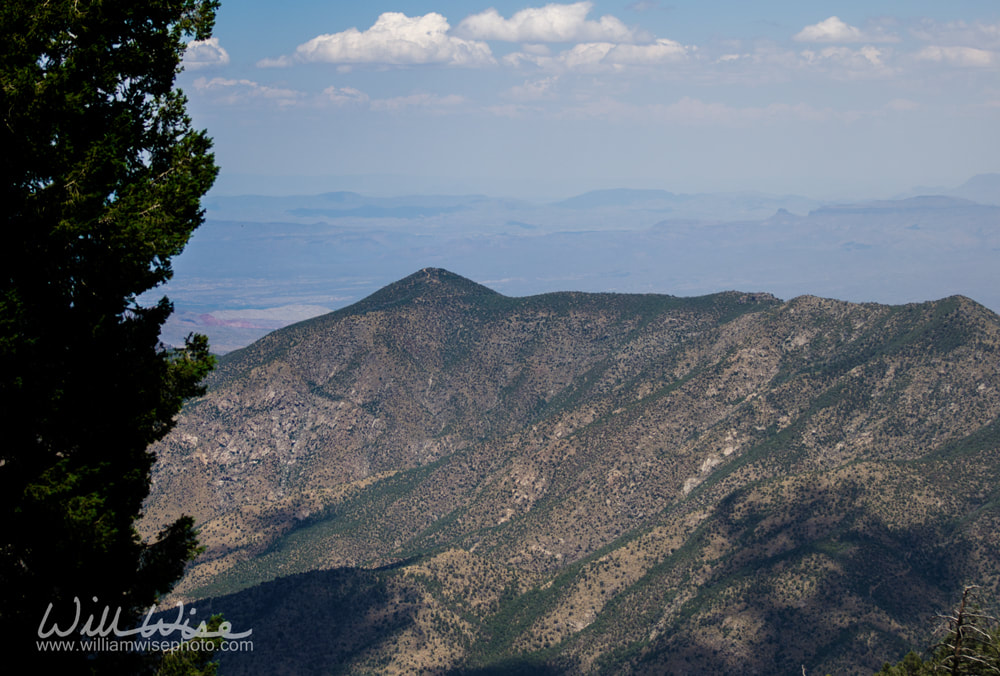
1,1 -> 219,671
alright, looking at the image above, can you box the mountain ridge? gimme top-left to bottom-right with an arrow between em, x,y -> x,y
143,270 -> 1000,675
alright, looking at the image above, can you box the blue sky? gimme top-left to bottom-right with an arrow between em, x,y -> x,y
181,1 -> 1000,198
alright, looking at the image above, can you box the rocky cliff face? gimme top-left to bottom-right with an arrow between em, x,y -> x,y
143,268 -> 1000,674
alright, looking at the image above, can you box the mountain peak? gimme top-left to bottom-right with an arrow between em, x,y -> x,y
345,268 -> 502,315
764,207 -> 801,223
951,172 -> 1000,205
414,267 -> 475,285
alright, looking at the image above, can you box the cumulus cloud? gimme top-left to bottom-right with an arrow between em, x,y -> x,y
183,38 -> 230,69
800,46 -> 890,73
794,16 -> 896,44
193,77 -> 304,106
915,45 -> 995,67
795,17 -> 863,43
519,43 -> 553,57
455,2 -> 641,43
261,12 -> 494,68
605,38 -> 690,65
505,38 -> 691,71
556,42 -> 616,68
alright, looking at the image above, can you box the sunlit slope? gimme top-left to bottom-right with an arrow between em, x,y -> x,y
144,268 -> 1000,674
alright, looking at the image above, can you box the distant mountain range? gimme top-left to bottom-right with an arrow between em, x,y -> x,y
199,173 -> 1000,224
902,172 -> 1000,205
143,268 -> 1000,674
156,177 -> 1000,354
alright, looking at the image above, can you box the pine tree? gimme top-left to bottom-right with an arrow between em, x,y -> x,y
155,614 -> 227,676
878,587 -> 1000,676
929,586 -> 1000,675
0,1 -> 219,671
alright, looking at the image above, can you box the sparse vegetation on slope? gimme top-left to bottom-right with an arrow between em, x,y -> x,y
143,269 -> 1000,674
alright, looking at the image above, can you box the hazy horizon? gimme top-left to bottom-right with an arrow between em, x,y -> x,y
150,179 -> 1000,352
203,170 -> 991,204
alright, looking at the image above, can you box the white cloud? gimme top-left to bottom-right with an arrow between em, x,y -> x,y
322,86 -> 370,106
911,20 -> 1000,49
605,39 -> 690,65
908,21 -> 999,69
794,16 -> 896,44
183,38 -> 230,69
257,55 -> 294,68
506,77 -> 559,101
520,44 -> 553,57
263,12 -> 495,68
505,38 -> 691,71
196,78 -> 467,113
800,46 -> 890,73
973,21 -> 1000,46
915,45 -> 995,67
557,42 -> 616,68
455,2 -> 640,43
318,86 -> 467,112
193,77 -> 304,106
708,41 -> 895,83
795,17 -> 863,43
